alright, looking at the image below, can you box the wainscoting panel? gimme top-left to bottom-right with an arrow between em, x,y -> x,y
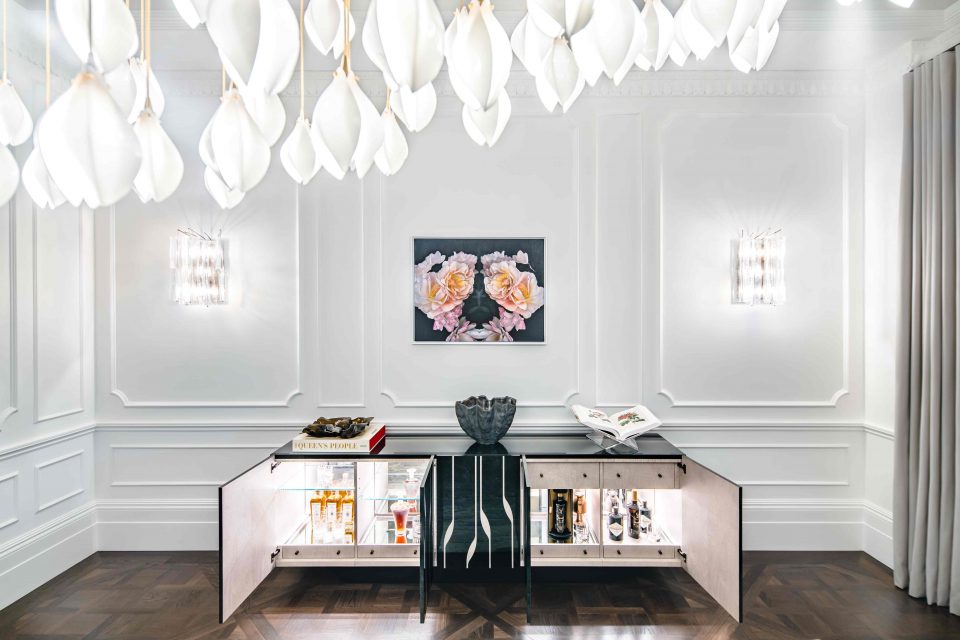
35,449 -> 86,513
0,203 -> 14,426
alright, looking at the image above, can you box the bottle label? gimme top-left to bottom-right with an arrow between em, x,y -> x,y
553,504 -> 566,533
630,511 -> 640,535
342,504 -> 353,520
609,522 -> 623,538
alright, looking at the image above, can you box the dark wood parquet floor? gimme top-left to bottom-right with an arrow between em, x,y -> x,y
1,551 -> 958,639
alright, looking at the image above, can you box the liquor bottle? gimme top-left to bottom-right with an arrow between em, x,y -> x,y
404,468 -> 420,498
627,490 -> 640,539
573,498 -> 588,543
341,490 -> 355,543
548,490 -> 571,540
608,499 -> 624,542
639,500 -> 652,535
326,490 -> 341,542
309,491 -> 324,543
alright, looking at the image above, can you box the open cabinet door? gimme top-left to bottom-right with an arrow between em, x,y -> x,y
679,455 -> 742,622
220,456 -> 302,623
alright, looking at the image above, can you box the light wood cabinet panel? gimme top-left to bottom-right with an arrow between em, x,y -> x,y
601,462 -> 677,489
525,461 -> 600,489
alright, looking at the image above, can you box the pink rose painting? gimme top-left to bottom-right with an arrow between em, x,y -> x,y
414,239 -> 545,343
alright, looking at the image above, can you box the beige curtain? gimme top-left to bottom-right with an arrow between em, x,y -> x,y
895,50 -> 960,615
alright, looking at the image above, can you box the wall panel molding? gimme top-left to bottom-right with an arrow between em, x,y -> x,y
0,471 -> 18,530
34,449 -> 85,513
657,112 -> 853,408
33,206 -> 85,423
1,202 -> 16,427
108,206 -> 303,408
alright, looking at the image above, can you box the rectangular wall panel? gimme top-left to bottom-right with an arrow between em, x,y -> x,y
35,450 -> 85,513
0,203 -> 13,425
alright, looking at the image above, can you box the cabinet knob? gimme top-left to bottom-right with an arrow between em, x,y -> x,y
414,550 -> 418,555
582,549 -> 588,555
658,549 -> 663,555
294,550 -> 300,556
582,473 -> 587,478
370,550 -> 375,555
657,473 -> 663,478
336,550 -> 341,556
617,549 -> 621,555
539,550 -> 544,555
616,473 -> 621,478
539,473 -> 543,478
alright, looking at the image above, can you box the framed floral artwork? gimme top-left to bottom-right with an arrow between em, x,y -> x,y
413,238 -> 545,343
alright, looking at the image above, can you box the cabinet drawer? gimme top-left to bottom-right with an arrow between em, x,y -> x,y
281,543 -> 354,560
526,461 -> 600,489
357,544 -> 420,559
533,544 -> 600,559
602,544 -> 676,560
602,462 -> 677,489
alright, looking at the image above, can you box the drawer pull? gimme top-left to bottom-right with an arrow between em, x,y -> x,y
539,473 -> 544,478
657,473 -> 663,478
616,473 -> 621,478
617,549 -> 622,555
370,550 -> 375,555
658,549 -> 663,555
582,549 -> 588,555
539,549 -> 544,555
336,550 -> 341,556
294,550 -> 300,556
582,473 -> 587,478
414,550 -> 418,555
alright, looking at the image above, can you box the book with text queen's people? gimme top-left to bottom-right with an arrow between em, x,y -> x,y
293,422 -> 387,452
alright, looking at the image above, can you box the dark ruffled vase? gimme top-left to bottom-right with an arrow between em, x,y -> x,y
455,396 -> 516,445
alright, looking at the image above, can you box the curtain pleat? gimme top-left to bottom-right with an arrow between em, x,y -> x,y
894,50 -> 960,616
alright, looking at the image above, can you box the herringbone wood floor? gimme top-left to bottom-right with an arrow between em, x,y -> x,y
1,551 -> 958,639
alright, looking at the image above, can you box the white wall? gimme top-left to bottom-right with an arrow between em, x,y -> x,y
0,0 -> 948,610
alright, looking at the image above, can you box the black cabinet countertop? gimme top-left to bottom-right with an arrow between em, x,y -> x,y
272,433 -> 683,460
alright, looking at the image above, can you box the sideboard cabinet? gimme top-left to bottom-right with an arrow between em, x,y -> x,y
219,435 -> 741,624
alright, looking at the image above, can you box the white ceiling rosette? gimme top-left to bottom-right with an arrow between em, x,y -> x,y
132,107 -> 184,203
23,141 -> 66,210
202,88 -> 270,193
172,0 -> 210,28
362,0 -> 445,133
570,0 -> 643,86
374,105 -> 408,176
0,80 -> 33,146
37,65 -> 141,208
445,0 -> 513,147
673,0 -> 737,61
206,0 -> 299,95
305,0 -> 355,57
55,0 -> 138,73
726,0 -> 786,73
311,67 -> 383,179
635,0 -> 675,72
106,57 -> 166,124
280,115 -> 321,185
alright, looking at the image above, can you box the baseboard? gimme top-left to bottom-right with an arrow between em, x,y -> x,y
0,502 -> 98,610
862,500 -> 894,567
96,499 -> 218,551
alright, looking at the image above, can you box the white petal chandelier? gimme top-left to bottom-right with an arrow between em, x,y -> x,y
374,101 -> 408,177
106,56 -> 165,124
305,0 -> 355,58
362,0 -> 445,133
311,0 -> 383,179
201,86 -> 270,198
570,0 -> 643,86
56,0 -> 138,73
445,0 -> 512,147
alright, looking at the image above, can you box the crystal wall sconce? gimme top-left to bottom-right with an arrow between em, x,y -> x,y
170,230 -> 226,306
733,230 -> 785,305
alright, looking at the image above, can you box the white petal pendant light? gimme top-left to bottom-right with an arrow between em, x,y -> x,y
38,65 -> 141,208
311,0 -> 383,179
55,0 -> 138,73
210,88 -> 270,192
362,0 -> 444,133
0,82 -> 33,146
132,0 -> 183,203
535,37 -> 583,113
674,0 -> 736,61
305,0 -> 355,57
281,0 -> 320,185
241,88 -> 285,146
374,102 -> 407,176
24,0 -> 66,210
106,56 -> 166,124
635,0 -> 675,72
206,0 -> 298,95
204,166 -> 245,209
172,0 -> 209,28
511,14 -> 554,76
133,108 -> 183,202
570,0 -> 643,86
445,0 -> 513,147
0,144 -> 18,207
726,0 -> 786,73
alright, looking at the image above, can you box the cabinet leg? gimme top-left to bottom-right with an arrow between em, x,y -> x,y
525,562 -> 532,623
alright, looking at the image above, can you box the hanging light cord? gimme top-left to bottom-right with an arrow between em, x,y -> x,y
44,0 -> 50,105
144,0 -> 152,107
299,0 -> 305,118
87,0 -> 93,63
2,0 -> 7,83
341,0 -> 350,75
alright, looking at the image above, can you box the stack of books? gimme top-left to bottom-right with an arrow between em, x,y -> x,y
293,421 -> 387,453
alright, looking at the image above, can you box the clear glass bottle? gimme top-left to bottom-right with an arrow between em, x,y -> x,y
639,499 -> 652,535
404,468 -> 420,498
341,489 -> 355,543
627,490 -> 640,539
573,496 -> 588,543
309,490 -> 324,543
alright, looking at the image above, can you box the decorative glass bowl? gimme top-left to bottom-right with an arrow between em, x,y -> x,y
454,396 -> 517,445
